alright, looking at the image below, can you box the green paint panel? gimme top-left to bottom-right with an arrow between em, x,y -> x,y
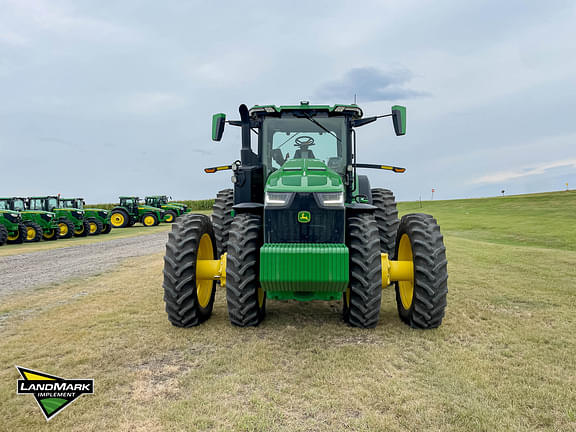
260,243 -> 349,292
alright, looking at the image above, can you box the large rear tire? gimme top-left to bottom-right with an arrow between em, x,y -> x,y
110,210 -> 129,228
213,189 -> 234,255
163,214 -> 217,327
395,213 -> 448,329
23,221 -> 43,242
343,212 -> 382,328
371,188 -> 400,257
226,213 -> 266,327
7,223 -> 27,244
0,225 -> 8,246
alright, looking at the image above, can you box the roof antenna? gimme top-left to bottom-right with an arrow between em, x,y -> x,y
354,93 -> 357,104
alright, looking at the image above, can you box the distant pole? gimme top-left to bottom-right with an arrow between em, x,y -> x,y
419,194 -> 422,208
501,189 -> 505,197
431,188 -> 435,200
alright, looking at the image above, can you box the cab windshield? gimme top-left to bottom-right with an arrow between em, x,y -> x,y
261,116 -> 347,178
29,199 -> 44,210
61,200 -> 75,209
46,197 -> 58,211
121,198 -> 137,206
12,199 -> 26,211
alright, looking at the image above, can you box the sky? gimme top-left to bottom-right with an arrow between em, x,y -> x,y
0,0 -> 575,203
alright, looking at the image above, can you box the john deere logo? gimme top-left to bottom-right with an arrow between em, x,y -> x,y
16,366 -> 94,421
298,211 -> 311,223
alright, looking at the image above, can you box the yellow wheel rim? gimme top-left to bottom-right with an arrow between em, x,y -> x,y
196,233 -> 214,308
166,214 -> 174,222
258,287 -> 265,308
44,229 -> 55,239
89,222 -> 97,233
7,233 -> 18,241
26,227 -> 36,240
74,226 -> 84,235
397,233 -> 414,309
111,213 -> 125,227
143,216 -> 155,226
59,223 -> 69,236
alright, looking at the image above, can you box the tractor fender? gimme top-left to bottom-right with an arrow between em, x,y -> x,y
232,202 -> 263,215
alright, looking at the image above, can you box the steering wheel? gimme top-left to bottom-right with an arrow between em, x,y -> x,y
295,136 -> 315,147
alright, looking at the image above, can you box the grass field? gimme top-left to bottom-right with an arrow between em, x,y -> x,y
0,192 -> 574,431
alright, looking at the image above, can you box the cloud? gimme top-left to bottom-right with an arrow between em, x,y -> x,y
471,159 -> 576,184
315,66 -> 427,102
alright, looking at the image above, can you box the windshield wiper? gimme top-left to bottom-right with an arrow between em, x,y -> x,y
301,113 -> 342,143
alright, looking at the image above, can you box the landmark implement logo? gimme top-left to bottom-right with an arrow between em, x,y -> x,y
16,366 -> 94,421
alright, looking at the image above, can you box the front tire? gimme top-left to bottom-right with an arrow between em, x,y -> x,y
395,213 -> 448,329
226,213 -> 265,327
0,225 -> 8,246
164,210 -> 177,224
163,214 -> 217,327
42,226 -> 60,241
58,220 -> 74,239
343,212 -> 382,328
101,223 -> 112,234
74,220 -> 90,237
7,223 -> 27,244
88,219 -> 103,235
213,189 -> 234,255
110,210 -> 129,228
372,188 -> 400,257
23,221 -> 43,242
142,213 -> 158,227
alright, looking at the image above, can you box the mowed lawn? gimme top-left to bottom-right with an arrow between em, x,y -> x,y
0,192 -> 574,431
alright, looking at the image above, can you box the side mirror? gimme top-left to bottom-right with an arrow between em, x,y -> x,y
391,105 -> 406,136
212,113 -> 226,141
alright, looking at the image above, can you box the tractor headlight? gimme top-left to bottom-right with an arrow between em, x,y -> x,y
265,192 -> 292,207
316,192 -> 344,207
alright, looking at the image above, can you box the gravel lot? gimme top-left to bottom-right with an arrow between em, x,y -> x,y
0,231 -> 169,297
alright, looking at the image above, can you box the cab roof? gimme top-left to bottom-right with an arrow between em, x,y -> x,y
249,102 -> 363,119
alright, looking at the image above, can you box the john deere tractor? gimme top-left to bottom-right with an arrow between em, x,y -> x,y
60,198 -> 112,235
0,199 -> 27,244
144,196 -> 188,223
163,102 -> 447,329
0,197 -> 59,242
27,196 -> 90,238
110,196 -> 165,228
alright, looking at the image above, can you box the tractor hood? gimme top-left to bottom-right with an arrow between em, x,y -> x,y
265,159 -> 343,193
139,205 -> 162,213
0,209 -> 20,216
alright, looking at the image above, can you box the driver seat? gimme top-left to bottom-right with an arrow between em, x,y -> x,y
294,148 -> 316,159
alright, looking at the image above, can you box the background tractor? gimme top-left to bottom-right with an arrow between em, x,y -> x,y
0,199 -> 27,244
163,102 -> 447,329
28,196 -> 89,238
110,196 -> 165,228
60,198 -> 112,235
144,195 -> 188,223
0,197 -> 59,242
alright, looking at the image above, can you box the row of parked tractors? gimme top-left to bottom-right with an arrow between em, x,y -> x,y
0,195 -> 189,246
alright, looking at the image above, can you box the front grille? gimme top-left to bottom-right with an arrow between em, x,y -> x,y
264,193 -> 344,243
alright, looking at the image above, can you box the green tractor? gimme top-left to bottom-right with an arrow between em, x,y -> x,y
163,102 -> 448,329
60,198 -> 112,235
1,197 -> 60,242
110,196 -> 165,228
0,200 -> 27,244
144,196 -> 188,223
27,196 -> 90,238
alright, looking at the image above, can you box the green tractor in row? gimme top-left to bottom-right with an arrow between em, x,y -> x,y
0,200 -> 27,245
144,195 -> 189,223
28,196 -> 90,238
0,197 -> 60,242
110,196 -> 166,228
163,102 -> 448,329
60,198 -> 112,235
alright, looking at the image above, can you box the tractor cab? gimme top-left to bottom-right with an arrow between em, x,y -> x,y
119,196 -> 139,213
28,196 -> 59,212
60,198 -> 84,209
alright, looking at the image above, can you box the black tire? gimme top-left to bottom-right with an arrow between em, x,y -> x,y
42,225 -> 60,241
57,219 -> 75,239
394,213 -> 448,329
343,212 -> 382,328
101,223 -> 112,234
371,188 -> 400,257
110,210 -> 129,228
164,210 -> 177,224
163,214 -> 217,327
88,219 -> 103,235
226,213 -> 266,327
213,189 -> 234,255
74,220 -> 90,237
141,212 -> 158,227
23,221 -> 43,243
0,225 -> 8,246
7,223 -> 27,244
